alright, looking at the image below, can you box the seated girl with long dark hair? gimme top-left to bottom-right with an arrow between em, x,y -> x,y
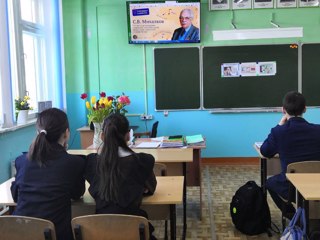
85,113 -> 157,239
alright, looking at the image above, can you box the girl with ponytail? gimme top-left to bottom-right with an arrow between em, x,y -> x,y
11,108 -> 86,240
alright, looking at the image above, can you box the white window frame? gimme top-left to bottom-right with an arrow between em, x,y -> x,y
0,0 -> 65,130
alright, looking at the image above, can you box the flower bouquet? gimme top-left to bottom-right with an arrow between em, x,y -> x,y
15,96 -> 33,124
80,91 -> 131,148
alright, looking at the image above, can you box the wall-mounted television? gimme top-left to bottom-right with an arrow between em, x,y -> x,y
127,0 -> 200,44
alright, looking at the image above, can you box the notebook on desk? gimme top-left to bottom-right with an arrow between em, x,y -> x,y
135,142 -> 161,148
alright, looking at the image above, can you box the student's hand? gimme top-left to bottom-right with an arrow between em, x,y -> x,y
279,115 -> 288,126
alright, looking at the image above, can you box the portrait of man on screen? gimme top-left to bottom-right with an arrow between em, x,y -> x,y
171,9 -> 199,42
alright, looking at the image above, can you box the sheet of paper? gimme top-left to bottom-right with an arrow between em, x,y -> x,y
135,141 -> 161,148
255,142 -> 263,148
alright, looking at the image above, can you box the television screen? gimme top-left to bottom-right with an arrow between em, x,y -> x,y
127,0 -> 200,44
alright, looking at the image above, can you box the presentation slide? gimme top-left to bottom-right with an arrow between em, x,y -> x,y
127,1 -> 200,44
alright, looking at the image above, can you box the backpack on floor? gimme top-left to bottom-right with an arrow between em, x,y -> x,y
230,181 -> 272,236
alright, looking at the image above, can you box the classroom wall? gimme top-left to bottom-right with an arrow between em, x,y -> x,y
63,0 -> 320,156
1,0 -> 320,182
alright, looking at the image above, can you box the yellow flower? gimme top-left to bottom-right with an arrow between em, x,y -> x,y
107,99 -> 112,107
15,95 -> 32,111
80,91 -> 130,124
85,101 -> 90,109
91,96 -> 96,105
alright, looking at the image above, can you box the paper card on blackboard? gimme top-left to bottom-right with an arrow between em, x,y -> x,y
240,62 -> 258,77
221,63 -> 240,77
257,61 -> 277,76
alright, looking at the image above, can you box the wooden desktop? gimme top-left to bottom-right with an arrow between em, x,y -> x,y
286,173 -> 320,236
77,130 -> 205,187
0,176 -> 183,240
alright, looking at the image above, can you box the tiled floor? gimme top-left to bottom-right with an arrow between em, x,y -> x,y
151,164 -> 282,240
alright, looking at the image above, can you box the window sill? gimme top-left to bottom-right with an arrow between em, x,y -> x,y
0,118 -> 37,134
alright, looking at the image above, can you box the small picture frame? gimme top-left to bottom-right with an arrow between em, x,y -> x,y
277,0 -> 297,8
232,0 -> 252,9
299,0 -> 319,7
253,0 -> 274,8
210,0 -> 230,10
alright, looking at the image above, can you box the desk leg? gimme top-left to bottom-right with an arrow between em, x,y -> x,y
260,157 -> 267,196
170,204 -> 176,240
300,192 -> 309,237
182,162 -> 187,240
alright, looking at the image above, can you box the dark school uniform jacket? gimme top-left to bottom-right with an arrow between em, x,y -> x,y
260,117 -> 320,197
11,144 -> 86,240
85,150 -> 157,216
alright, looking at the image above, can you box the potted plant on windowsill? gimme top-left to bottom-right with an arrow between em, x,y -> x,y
15,96 -> 33,125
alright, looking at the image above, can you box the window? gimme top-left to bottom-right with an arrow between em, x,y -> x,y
0,0 -> 65,128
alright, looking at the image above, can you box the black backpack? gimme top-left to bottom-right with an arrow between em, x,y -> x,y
230,181 -> 272,236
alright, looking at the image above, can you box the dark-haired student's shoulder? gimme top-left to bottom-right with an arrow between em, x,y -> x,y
135,152 -> 155,175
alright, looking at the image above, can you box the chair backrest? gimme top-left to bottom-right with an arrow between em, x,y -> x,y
150,121 -> 159,138
71,214 -> 150,240
0,215 -> 56,240
287,160 -> 320,173
153,162 -> 167,176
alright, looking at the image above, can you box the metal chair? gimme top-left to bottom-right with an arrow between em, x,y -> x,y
71,214 -> 149,240
0,215 -> 56,240
281,161 -> 320,230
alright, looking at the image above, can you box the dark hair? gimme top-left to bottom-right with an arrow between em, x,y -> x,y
282,91 -> 306,116
28,108 -> 69,165
97,113 -> 133,202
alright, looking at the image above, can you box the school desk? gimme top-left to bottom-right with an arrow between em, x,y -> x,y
286,173 -> 320,236
77,125 -> 139,149
68,147 -> 196,239
0,176 -> 183,240
253,144 -> 281,194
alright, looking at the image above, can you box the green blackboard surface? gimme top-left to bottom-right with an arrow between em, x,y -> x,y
154,47 -> 200,110
302,43 -> 320,106
203,44 -> 299,109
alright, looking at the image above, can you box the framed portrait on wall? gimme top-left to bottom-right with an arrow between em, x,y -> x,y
299,0 -> 319,7
253,0 -> 274,8
209,0 -> 230,10
277,0 -> 297,7
232,0 -> 252,9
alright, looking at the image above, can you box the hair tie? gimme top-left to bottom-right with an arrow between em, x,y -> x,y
40,129 -> 47,135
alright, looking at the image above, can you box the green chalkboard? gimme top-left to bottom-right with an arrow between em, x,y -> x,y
154,47 -> 200,110
302,43 -> 320,106
203,44 -> 299,109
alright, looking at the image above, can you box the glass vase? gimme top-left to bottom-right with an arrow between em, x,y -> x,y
93,122 -> 103,148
